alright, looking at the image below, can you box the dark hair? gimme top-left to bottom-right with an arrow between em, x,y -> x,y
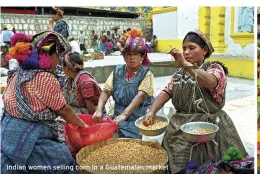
50,8 -> 64,16
63,52 -> 83,72
107,31 -> 110,35
183,33 -> 210,58
204,61 -> 229,75
50,8 -> 59,15
48,43 -> 57,56
91,30 -> 95,33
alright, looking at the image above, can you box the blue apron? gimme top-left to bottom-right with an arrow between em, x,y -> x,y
112,64 -> 153,139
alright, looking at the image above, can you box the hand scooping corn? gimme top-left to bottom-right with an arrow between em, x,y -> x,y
138,120 -> 168,130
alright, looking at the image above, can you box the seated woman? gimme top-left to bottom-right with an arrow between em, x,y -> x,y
92,29 -> 154,139
1,31 -> 86,173
62,52 -> 102,114
145,30 -> 247,173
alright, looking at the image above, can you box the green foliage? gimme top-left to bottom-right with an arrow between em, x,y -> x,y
223,155 -> 231,161
222,147 -> 243,161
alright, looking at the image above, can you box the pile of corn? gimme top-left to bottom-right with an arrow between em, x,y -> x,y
81,141 -> 166,173
137,120 -> 168,130
188,128 -> 214,135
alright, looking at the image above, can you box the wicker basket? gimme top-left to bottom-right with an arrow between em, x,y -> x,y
76,138 -> 168,174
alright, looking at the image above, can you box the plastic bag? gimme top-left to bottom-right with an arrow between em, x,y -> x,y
64,114 -> 118,156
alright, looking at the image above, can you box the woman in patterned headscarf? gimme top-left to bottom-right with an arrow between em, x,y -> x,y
1,31 -> 86,173
62,52 -> 102,114
92,29 -> 154,139
145,30 -> 247,173
49,7 -> 69,39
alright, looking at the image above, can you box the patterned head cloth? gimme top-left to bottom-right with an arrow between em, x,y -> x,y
183,29 -> 214,58
9,31 -> 70,70
117,29 -> 150,66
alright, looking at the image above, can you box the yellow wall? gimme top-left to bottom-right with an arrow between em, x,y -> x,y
198,7 -> 211,38
229,7 -> 254,47
153,7 -> 254,79
150,7 -> 177,15
206,58 -> 254,79
211,7 -> 227,52
151,7 -> 180,53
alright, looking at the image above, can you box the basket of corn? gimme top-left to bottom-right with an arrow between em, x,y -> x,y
76,138 -> 168,174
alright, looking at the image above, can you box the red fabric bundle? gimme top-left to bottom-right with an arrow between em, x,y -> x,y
64,114 -> 118,156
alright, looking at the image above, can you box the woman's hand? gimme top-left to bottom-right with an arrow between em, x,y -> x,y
92,110 -> 103,123
49,18 -> 54,25
113,114 -> 128,123
144,111 -> 156,125
79,123 -> 89,128
167,47 -> 188,67
55,104 -> 87,128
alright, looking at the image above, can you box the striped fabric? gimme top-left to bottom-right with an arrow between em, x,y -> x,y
162,61 -> 247,173
164,62 -> 227,107
1,114 -> 77,174
4,72 -> 66,115
63,70 -> 102,114
3,68 -> 66,142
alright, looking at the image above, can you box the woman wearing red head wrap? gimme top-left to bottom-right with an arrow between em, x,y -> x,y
92,29 -> 154,139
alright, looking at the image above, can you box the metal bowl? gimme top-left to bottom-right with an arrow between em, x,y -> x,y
180,122 -> 219,143
135,116 -> 169,136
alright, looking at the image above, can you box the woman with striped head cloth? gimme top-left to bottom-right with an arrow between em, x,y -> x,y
145,30 -> 247,173
93,29 -> 154,139
1,31 -> 86,173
